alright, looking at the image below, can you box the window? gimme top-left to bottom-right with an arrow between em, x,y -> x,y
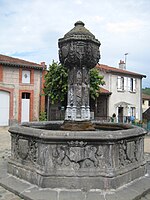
143,100 -> 145,105
149,101 -> 150,107
131,107 -> 136,117
22,70 -> 30,84
128,78 -> 136,92
117,76 -> 124,91
22,93 -> 30,99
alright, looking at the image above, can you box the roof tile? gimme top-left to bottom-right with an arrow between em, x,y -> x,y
99,87 -> 111,94
0,54 -> 45,69
96,64 -> 146,78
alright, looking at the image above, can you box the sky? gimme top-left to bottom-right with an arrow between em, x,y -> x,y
0,0 -> 150,88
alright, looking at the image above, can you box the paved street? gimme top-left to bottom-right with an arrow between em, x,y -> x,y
0,127 -> 23,200
0,127 -> 150,200
144,136 -> 150,153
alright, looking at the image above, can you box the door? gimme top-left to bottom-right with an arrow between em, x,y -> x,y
0,91 -> 10,126
96,96 -> 108,120
21,93 -> 30,122
118,107 -> 123,123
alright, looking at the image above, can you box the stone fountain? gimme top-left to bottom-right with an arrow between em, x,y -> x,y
4,21 -> 150,199
59,21 -> 100,131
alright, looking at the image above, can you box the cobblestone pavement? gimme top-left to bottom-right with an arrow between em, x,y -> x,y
0,127 -> 150,200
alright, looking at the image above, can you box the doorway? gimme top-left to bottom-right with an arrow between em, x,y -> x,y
118,107 -> 123,123
21,93 -> 30,122
0,91 -> 10,125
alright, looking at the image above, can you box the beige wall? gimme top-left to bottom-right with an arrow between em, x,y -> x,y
33,69 -> 42,121
0,66 -> 42,124
142,100 -> 150,113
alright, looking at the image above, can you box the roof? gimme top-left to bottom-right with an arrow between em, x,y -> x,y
0,54 -> 46,70
99,87 -> 112,95
143,107 -> 150,120
96,64 -> 146,78
142,93 -> 150,100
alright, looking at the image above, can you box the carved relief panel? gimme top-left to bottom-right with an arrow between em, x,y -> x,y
119,137 -> 144,168
49,141 -> 111,171
11,134 -> 38,164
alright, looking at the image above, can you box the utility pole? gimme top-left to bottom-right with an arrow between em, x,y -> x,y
124,53 -> 128,68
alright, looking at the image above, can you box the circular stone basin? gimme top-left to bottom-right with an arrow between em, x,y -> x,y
21,120 -> 134,131
8,121 -> 147,190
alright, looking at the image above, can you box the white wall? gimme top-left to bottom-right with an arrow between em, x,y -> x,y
99,70 -> 142,120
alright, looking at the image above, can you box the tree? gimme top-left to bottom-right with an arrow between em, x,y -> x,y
90,67 -> 105,100
44,60 -> 68,104
142,87 -> 150,95
44,60 -> 105,104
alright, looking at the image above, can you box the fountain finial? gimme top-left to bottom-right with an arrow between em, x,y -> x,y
74,21 -> 85,26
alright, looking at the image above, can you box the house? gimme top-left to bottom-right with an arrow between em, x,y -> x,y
143,107 -> 150,122
142,93 -> 150,113
0,54 -> 46,126
93,60 -> 146,122
45,59 -> 146,123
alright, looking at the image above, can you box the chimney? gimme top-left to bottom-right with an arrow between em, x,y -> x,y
40,62 -> 47,69
119,60 -> 126,70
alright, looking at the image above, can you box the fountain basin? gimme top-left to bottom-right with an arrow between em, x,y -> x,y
8,121 -> 147,190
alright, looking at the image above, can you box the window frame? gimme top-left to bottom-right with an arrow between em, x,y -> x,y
129,77 -> 136,93
117,76 -> 125,92
22,70 -> 31,84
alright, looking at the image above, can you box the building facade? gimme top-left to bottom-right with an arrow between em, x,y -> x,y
0,54 -> 46,126
142,93 -> 150,113
95,61 -> 146,122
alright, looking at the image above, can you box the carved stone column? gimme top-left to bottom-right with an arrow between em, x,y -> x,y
58,21 -> 100,127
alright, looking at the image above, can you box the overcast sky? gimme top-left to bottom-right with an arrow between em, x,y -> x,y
0,0 -> 150,88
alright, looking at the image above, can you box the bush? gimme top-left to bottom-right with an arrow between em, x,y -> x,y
39,111 -> 47,121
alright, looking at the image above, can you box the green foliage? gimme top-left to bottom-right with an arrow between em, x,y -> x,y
90,68 -> 105,100
44,61 -> 105,104
39,111 -> 47,121
44,60 -> 68,104
142,87 -> 150,95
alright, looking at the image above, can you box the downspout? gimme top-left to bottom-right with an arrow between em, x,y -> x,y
39,69 -> 43,114
140,78 -> 142,121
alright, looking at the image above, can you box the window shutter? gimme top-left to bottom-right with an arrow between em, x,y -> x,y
133,78 -> 136,92
128,78 -> 131,91
117,76 -> 121,90
121,77 -> 124,90
136,108 -> 138,119
128,107 -> 131,116
124,77 -> 127,91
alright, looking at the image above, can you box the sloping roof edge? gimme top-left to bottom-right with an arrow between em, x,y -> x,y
99,87 -> 112,95
142,93 -> 150,100
0,61 -> 45,70
96,63 -> 146,78
0,54 -> 46,70
143,107 -> 150,120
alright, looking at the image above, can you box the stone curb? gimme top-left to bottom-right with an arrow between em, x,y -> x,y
1,161 -> 150,200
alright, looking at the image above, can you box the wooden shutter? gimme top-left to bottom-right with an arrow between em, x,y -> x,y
117,76 -> 121,90
133,78 -> 136,92
124,77 -> 127,91
128,78 -> 131,91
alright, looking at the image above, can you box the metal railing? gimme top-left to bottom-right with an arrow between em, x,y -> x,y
133,120 -> 150,132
